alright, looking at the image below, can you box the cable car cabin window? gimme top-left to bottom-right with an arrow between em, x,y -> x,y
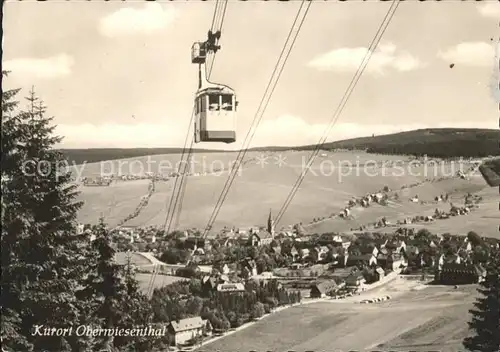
200,96 -> 206,113
208,94 -> 220,111
221,94 -> 233,111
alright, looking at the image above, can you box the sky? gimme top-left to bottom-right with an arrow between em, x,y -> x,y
3,0 -> 500,149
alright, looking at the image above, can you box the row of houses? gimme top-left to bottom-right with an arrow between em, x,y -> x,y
309,267 -> 381,298
435,253 -> 486,284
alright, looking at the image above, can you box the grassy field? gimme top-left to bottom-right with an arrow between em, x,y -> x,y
199,279 -> 478,352
394,184 -> 499,238
77,179 -> 151,226
114,252 -> 153,266
135,273 -> 187,294
306,175 -> 498,238
114,252 -> 187,294
74,150 -> 495,237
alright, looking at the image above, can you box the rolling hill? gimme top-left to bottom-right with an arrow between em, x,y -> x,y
59,128 -> 500,165
74,150 -> 499,238
59,147 -> 227,165
299,128 -> 500,158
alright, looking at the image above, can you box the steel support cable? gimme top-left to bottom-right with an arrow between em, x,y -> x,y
275,0 -> 401,226
210,0 -> 220,33
202,0 -> 311,236
163,0 -> 226,234
172,139 -> 195,229
275,0 -> 400,225
202,0 -> 312,237
207,0 -> 228,77
162,108 -> 196,231
152,111 -> 194,297
147,106 -> 195,298
168,1 -> 228,232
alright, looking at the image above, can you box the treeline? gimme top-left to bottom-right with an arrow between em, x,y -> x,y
300,128 -> 500,158
479,158 -> 500,187
60,128 -> 500,165
1,75 -> 301,351
151,279 -> 301,332
365,139 -> 499,158
59,148 -> 227,165
1,76 -> 166,352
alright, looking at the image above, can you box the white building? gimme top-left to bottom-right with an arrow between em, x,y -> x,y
168,317 -> 212,346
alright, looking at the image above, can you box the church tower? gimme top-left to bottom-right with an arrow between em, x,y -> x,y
267,209 -> 275,237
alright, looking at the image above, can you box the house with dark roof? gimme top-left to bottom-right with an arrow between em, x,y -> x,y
385,240 -> 406,253
167,317 -> 212,346
345,272 -> 366,288
250,230 -> 273,246
310,280 -> 340,298
373,238 -> 389,249
377,252 -> 406,271
318,233 -> 337,245
202,275 -> 220,294
435,263 -> 486,285
358,244 -> 379,257
346,253 -> 377,268
240,258 -> 258,278
403,244 -> 420,257
270,241 -> 281,254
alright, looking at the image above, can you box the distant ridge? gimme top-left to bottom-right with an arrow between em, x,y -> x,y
58,148 -> 224,165
295,128 -> 500,158
59,128 -> 500,165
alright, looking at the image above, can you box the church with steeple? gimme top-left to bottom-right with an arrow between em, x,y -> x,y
249,209 -> 275,246
267,208 -> 275,238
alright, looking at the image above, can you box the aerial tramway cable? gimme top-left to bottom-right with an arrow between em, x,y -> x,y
162,0 -> 227,235
202,0 -> 312,238
147,0 -> 228,297
274,0 -> 401,227
166,0 -> 228,233
207,0 -> 228,78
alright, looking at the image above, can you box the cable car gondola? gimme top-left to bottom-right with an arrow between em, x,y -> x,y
191,31 -> 237,144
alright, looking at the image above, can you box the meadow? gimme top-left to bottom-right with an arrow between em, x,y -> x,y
74,150 -> 493,238
199,279 -> 477,352
114,252 -> 187,294
77,179 -> 151,226
134,273 -> 187,294
394,185 -> 499,238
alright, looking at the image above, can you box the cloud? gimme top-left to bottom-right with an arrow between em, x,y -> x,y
478,3 -> 500,19
99,3 -> 178,38
2,54 -> 74,79
307,43 -> 425,75
258,114 -> 498,147
55,122 -> 183,148
438,42 -> 496,67
252,115 -> 495,147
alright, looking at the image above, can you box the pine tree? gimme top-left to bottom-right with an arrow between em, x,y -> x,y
81,219 -> 161,352
463,249 -> 500,352
1,84 -> 93,351
1,71 -> 33,351
79,218 -> 126,351
119,256 -> 164,352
